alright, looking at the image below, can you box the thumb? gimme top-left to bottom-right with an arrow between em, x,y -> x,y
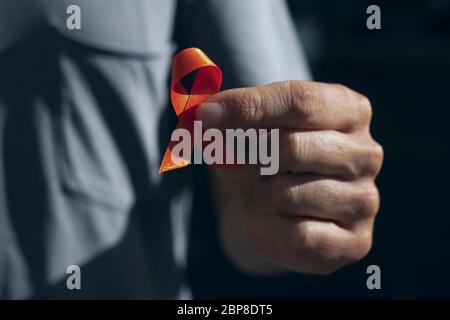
196,84 -> 284,130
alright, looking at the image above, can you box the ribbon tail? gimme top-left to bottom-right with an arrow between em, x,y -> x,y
159,108 -> 197,173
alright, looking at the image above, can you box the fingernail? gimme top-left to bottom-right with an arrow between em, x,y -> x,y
196,102 -> 227,128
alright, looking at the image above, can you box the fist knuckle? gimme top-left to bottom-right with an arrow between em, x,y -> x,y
332,83 -> 352,96
332,83 -> 358,103
358,94 -> 373,123
289,80 -> 318,120
354,184 -> 380,218
363,142 -> 384,176
335,232 -> 372,266
359,93 -> 372,109
351,232 -> 373,261
372,142 -> 384,173
333,84 -> 372,125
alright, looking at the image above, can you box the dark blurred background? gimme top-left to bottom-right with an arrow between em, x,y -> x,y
188,0 -> 450,299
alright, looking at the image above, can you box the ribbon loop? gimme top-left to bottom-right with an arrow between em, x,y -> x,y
160,48 -> 222,173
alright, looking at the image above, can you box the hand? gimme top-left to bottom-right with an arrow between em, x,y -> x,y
197,81 -> 384,275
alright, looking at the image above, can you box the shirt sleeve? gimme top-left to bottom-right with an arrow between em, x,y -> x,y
177,0 -> 312,89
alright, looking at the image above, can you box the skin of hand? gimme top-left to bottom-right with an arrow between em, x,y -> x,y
196,81 -> 384,275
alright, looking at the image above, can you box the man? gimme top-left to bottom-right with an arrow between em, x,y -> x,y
0,0 -> 383,299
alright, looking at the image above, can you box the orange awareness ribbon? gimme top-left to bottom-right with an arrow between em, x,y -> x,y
159,48 -> 222,173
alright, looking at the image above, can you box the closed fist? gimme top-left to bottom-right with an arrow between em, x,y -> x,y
197,80 -> 383,275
